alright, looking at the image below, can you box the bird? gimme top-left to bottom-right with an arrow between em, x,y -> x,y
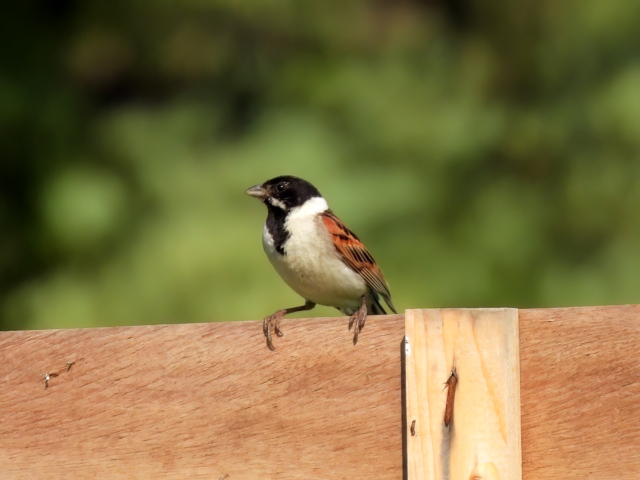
246,175 -> 396,350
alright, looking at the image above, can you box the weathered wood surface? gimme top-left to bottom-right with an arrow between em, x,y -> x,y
0,315 -> 405,479
404,308 -> 521,480
0,305 -> 639,479
519,305 -> 640,479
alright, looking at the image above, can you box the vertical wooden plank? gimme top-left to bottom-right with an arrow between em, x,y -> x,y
405,308 -> 521,480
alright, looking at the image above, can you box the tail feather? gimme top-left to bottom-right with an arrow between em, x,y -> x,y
369,291 -> 392,315
336,291 -> 397,316
383,295 -> 397,314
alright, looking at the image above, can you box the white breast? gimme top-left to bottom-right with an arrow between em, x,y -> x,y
262,197 -> 367,311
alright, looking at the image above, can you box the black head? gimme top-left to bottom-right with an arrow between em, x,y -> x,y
245,175 -> 322,211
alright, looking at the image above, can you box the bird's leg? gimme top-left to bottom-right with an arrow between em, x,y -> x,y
263,300 -> 316,351
348,295 -> 368,346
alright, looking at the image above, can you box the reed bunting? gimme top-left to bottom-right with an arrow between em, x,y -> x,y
246,176 -> 396,350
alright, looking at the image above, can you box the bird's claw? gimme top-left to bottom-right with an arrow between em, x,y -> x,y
348,308 -> 368,345
263,311 -> 285,351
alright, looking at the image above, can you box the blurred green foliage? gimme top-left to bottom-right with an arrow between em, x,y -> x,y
1,0 -> 640,330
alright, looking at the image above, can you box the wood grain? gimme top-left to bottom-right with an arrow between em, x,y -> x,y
1,305 -> 639,478
520,305 -> 640,479
404,309 -> 521,480
0,315 -> 404,479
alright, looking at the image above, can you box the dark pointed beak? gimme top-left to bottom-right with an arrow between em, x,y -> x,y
245,184 -> 267,199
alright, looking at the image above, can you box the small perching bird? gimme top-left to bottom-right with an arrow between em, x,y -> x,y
246,175 -> 396,350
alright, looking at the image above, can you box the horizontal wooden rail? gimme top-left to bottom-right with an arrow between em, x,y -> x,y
0,306 -> 639,479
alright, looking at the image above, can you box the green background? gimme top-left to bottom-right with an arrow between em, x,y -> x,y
2,0 -> 640,330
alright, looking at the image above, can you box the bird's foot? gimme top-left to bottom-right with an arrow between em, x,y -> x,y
261,301 -> 316,351
263,310 -> 285,351
348,296 -> 368,345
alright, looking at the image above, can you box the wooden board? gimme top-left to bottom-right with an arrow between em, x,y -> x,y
0,315 -> 405,479
404,308 -> 521,480
520,305 -> 640,479
0,305 -> 639,478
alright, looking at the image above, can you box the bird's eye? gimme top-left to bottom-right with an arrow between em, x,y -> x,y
276,183 -> 286,193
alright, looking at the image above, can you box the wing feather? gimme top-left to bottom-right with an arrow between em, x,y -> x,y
320,211 -> 396,313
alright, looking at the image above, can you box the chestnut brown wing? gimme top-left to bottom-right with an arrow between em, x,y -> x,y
320,211 -> 396,313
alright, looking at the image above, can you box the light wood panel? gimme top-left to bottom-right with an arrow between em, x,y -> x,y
404,308 -> 521,480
